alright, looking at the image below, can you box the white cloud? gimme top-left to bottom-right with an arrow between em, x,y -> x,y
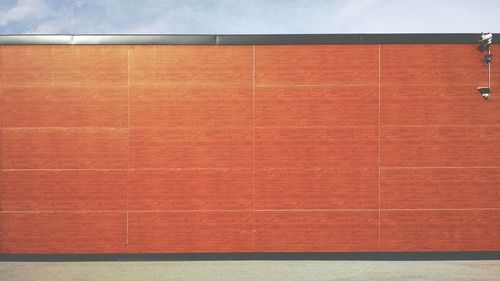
332,0 -> 499,33
0,0 -> 500,34
0,0 -> 50,26
336,0 -> 377,26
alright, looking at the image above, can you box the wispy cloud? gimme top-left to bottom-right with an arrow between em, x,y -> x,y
0,0 -> 499,34
0,0 -> 49,26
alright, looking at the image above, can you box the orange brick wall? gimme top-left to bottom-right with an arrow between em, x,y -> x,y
0,44 -> 499,253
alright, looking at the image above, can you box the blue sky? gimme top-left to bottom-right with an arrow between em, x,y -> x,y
0,0 -> 499,34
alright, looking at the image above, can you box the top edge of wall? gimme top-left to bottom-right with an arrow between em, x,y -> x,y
0,33 -> 499,45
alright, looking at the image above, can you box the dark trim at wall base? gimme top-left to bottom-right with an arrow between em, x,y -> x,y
0,33 -> 499,45
0,252 -> 499,262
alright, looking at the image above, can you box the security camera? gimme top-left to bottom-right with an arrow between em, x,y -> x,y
479,32 -> 493,42
478,87 -> 492,100
478,41 -> 492,52
478,32 -> 493,52
483,54 -> 493,64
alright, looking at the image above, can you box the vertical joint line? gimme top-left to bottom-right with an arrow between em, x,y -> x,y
126,49 -> 130,252
252,45 -> 256,251
378,44 -> 381,250
0,46 -> 3,213
0,49 -> 2,132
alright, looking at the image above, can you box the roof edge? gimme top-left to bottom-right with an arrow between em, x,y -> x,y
0,33 -> 498,45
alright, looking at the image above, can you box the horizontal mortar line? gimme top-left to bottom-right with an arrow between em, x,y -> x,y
1,82 -> 129,85
379,208 -> 500,211
1,83 -> 492,88
254,209 -> 378,212
112,125 -> 374,129
127,210 -> 252,212
1,168 -> 254,171
1,127 -> 129,130
2,168 -> 129,171
1,126 -> 255,129
380,124 -> 500,128
1,210 -> 127,213
128,126 -> 254,129
1,125 -> 498,129
2,125 -> 498,129
1,85 -> 129,88
1,81 -> 490,85
0,82 -> 253,85
87,209 -> 498,212
0,167 -> 385,172
255,84 -> 378,87
124,83 -> 255,86
2,208 -> 499,213
0,71 -> 127,73
254,125 -> 379,129
254,166 -> 388,169
381,166 -> 500,169
253,167 -> 378,170
379,82 -> 494,86
256,82 -> 491,87
0,210 -> 251,213
255,124 -> 500,129
255,208 -> 500,211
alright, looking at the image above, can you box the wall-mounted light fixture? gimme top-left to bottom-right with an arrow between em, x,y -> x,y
477,32 -> 493,100
483,54 -> 493,65
478,87 -> 491,100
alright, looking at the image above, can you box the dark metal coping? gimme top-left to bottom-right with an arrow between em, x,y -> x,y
0,34 -> 498,45
0,252 -> 499,262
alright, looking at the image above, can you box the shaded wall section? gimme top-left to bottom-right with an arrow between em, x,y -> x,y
0,44 -> 498,253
